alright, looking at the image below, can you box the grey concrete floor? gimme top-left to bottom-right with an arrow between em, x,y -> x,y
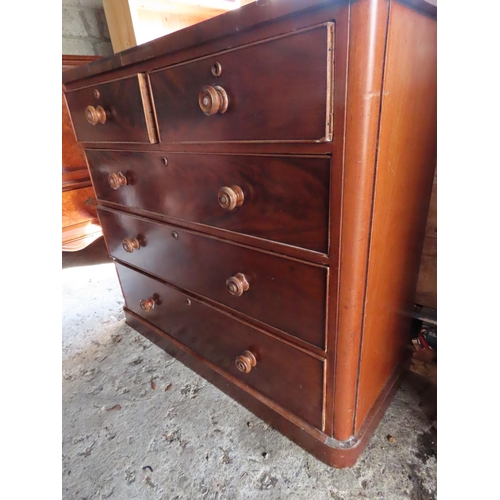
62,238 -> 437,500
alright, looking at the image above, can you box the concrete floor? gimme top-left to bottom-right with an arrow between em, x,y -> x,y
62,237 -> 437,500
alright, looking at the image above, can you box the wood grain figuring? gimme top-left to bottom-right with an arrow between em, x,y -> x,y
63,0 -> 434,86
149,23 -> 334,143
354,0 -> 437,433
62,93 -> 88,171
63,6 -> 342,94
333,0 -> 390,442
115,262 -> 324,429
62,169 -> 93,191
124,307 -> 406,468
62,224 -> 102,251
63,0 -> 334,84
63,187 -> 98,226
64,74 -> 157,144
86,150 -> 330,253
62,0 -> 437,468
99,208 -> 327,348
102,0 -> 137,53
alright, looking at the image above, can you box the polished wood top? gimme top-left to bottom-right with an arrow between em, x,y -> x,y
62,0 -> 435,85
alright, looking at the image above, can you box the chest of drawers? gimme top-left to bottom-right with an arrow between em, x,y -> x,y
63,0 -> 437,468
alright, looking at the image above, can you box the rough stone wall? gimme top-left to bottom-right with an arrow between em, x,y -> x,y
62,0 -> 113,56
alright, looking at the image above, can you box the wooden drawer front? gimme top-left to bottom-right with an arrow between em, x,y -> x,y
116,262 -> 324,428
100,209 -> 327,348
149,23 -> 333,143
87,150 -> 330,253
64,74 -> 157,144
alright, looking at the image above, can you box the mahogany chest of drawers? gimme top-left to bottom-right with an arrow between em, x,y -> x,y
63,0 -> 437,468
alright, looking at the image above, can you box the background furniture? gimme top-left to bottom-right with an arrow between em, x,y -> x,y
62,55 -> 102,252
102,0 -> 437,311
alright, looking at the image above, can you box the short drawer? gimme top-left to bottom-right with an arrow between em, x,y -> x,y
86,150 -> 330,254
116,262 -> 324,429
100,208 -> 327,348
64,74 -> 157,144
149,23 -> 334,143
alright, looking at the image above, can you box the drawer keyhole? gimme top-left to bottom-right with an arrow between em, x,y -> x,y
211,61 -> 222,77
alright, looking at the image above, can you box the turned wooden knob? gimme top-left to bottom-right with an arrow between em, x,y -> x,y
198,85 -> 229,115
218,186 -> 244,211
108,172 -> 127,190
226,273 -> 250,297
122,237 -> 140,253
85,105 -> 107,125
139,297 -> 155,312
235,350 -> 257,374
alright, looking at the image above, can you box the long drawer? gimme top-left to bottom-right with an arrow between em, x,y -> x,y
64,74 -> 157,144
149,23 -> 334,143
100,208 -> 327,348
86,150 -> 330,253
116,262 -> 324,429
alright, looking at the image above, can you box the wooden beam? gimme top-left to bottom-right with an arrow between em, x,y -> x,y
103,0 -> 137,52
103,1 -> 256,52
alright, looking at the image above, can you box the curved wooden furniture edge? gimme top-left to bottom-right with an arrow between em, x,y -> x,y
62,230 -> 103,252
